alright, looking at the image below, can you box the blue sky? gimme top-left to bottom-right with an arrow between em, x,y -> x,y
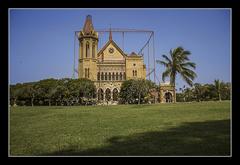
10,9 -> 231,89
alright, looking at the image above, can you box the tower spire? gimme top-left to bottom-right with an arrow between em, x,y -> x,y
109,24 -> 112,41
83,15 -> 94,34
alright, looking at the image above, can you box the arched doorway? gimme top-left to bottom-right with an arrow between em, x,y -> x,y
113,88 -> 118,101
98,88 -> 104,101
165,92 -> 173,103
105,88 -> 111,101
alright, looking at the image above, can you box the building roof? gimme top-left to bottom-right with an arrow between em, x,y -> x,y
97,39 -> 127,57
129,52 -> 138,56
83,15 -> 95,34
127,52 -> 142,58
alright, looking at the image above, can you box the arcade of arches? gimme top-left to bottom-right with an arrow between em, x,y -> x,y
97,88 -> 119,102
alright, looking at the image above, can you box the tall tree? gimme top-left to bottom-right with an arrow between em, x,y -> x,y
156,47 -> 197,102
37,78 -> 58,106
214,79 -> 222,101
119,79 -> 155,104
10,84 -> 25,106
22,83 -> 37,106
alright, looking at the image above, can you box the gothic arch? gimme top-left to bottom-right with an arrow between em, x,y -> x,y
112,88 -> 119,101
86,42 -> 90,58
80,42 -> 83,58
105,88 -> 111,101
97,88 -> 104,101
112,72 -> 115,81
105,72 -> 108,80
116,72 -> 119,80
109,72 -> 111,81
120,72 -> 122,80
92,43 -> 95,58
97,72 -> 100,80
165,92 -> 173,103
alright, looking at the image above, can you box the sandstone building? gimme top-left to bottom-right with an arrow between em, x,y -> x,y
78,15 -> 146,103
78,15 -> 175,104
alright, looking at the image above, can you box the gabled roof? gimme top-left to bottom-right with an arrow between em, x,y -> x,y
97,39 -> 127,57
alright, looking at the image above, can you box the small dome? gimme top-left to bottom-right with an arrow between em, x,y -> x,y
129,52 -> 138,56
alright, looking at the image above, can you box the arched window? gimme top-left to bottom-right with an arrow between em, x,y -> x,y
120,72 -> 122,80
116,72 -> 118,80
97,72 -> 100,80
105,73 -> 108,80
92,43 -> 95,58
105,88 -> 111,101
98,88 -> 104,101
109,72 -> 111,81
85,68 -> 88,78
112,72 -> 115,81
101,72 -> 104,80
132,70 -> 137,77
86,42 -> 90,58
113,88 -> 118,101
87,68 -> 90,78
123,72 -> 126,80
81,42 -> 83,58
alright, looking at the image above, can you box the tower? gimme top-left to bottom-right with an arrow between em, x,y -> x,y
78,15 -> 98,80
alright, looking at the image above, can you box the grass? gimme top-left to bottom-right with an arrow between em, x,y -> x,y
10,101 -> 230,156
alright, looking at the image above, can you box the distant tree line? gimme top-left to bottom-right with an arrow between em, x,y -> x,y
10,78 -> 230,106
10,78 -> 96,106
10,78 -> 158,106
176,80 -> 231,102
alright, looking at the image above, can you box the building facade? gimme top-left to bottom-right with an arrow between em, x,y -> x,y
159,82 -> 175,103
78,15 -> 146,104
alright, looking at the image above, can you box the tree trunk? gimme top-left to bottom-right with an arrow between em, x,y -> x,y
49,99 -> 51,106
173,82 -> 176,103
138,93 -> 141,105
219,92 -> 222,101
31,97 -> 34,106
14,98 -> 17,106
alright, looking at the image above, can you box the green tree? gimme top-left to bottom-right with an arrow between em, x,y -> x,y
37,78 -> 58,106
156,47 -> 197,102
119,79 -> 156,104
62,78 -> 96,105
193,83 -> 204,102
134,79 -> 148,104
10,83 -> 25,106
184,87 -> 194,102
214,79 -> 223,101
221,82 -> 230,100
24,83 -> 38,106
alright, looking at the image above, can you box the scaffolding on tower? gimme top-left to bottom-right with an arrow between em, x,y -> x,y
73,28 -> 158,84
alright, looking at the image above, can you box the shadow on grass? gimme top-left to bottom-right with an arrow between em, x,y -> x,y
43,119 -> 230,156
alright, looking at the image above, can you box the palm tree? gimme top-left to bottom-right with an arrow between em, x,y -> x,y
214,79 -> 222,101
156,47 -> 197,102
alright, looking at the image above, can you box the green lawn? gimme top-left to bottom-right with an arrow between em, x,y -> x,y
10,101 -> 231,156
